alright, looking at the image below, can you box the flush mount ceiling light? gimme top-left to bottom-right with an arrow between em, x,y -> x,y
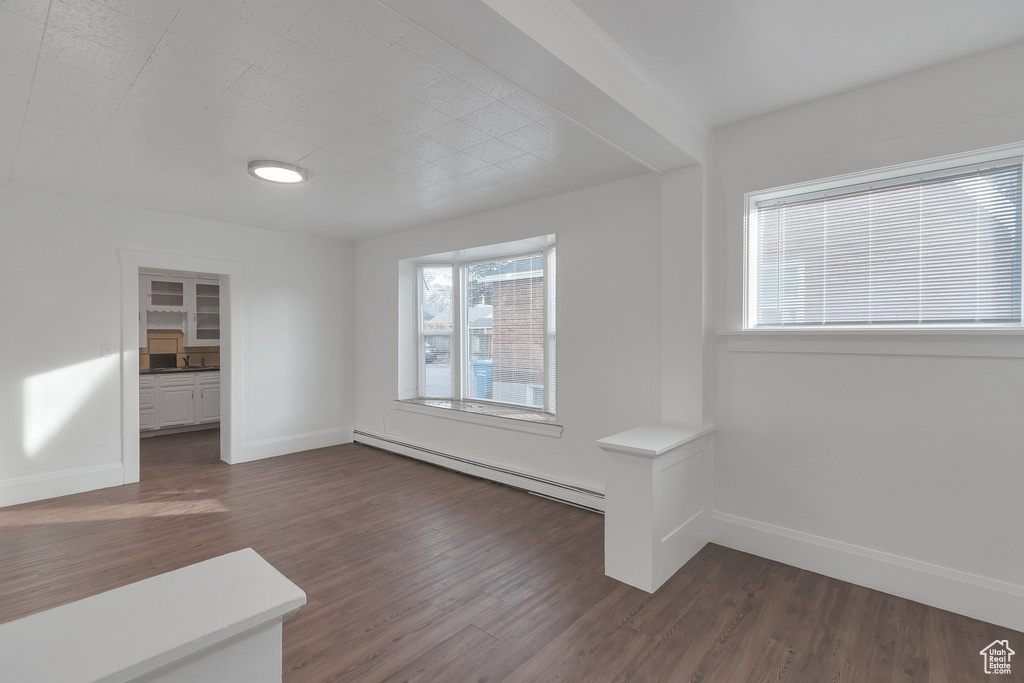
247,160 -> 308,184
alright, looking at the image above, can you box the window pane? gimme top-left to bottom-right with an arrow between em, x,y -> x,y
545,246 -> 556,414
465,254 -> 545,408
753,162 -> 1023,326
421,266 -> 452,398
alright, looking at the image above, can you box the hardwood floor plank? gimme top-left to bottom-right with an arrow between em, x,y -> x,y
578,623 -> 658,683
502,583 -> 650,682
0,429 -> 1018,682
378,624 -> 497,683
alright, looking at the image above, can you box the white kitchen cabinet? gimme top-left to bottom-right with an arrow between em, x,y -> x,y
141,274 -> 220,345
159,385 -> 195,428
140,371 -> 220,433
139,410 -> 157,431
139,375 -> 156,430
146,275 -> 188,311
196,372 -> 221,424
144,275 -> 187,335
196,372 -> 221,425
196,385 -> 221,423
187,279 -> 221,347
157,374 -> 197,428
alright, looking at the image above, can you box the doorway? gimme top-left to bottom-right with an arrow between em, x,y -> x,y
119,250 -> 241,485
138,267 -> 225,475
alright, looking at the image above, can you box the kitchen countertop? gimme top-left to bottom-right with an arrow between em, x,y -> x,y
140,367 -> 220,375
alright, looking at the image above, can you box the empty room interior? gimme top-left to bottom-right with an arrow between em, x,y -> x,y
2,0 -> 1024,681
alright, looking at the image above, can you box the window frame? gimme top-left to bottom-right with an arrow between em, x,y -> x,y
743,146 -> 1024,331
416,244 -> 556,415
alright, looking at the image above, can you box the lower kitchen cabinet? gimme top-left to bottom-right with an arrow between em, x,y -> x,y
196,374 -> 221,424
139,376 -> 156,430
140,371 -> 219,433
159,386 -> 195,427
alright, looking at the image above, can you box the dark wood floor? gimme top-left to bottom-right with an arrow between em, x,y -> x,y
0,430 -> 1018,681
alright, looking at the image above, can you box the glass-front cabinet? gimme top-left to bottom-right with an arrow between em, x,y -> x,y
188,279 -> 221,347
147,276 -> 188,311
140,274 -> 221,348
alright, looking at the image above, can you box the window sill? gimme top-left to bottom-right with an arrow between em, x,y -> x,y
718,329 -> 1024,358
394,399 -> 563,438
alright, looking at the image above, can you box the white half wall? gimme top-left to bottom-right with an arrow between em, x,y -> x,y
0,548 -> 306,683
0,186 -> 355,506
710,41 -> 1024,629
354,175 -> 667,493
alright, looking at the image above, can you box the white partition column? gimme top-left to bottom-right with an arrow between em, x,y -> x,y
598,424 -> 714,592
0,548 -> 305,683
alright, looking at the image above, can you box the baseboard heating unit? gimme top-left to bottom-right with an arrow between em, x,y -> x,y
352,429 -> 604,513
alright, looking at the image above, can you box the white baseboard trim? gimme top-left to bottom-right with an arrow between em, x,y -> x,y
353,429 -> 604,512
0,463 -> 124,508
711,510 -> 1024,632
235,427 -> 352,464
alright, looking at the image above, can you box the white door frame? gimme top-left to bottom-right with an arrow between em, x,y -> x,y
119,249 -> 244,482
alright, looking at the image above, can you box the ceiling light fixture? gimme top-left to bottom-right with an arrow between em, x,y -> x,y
247,160 -> 308,184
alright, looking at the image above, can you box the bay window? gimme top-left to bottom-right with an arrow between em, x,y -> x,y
417,244 -> 556,414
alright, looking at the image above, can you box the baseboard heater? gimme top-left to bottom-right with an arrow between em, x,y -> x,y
352,429 -> 604,513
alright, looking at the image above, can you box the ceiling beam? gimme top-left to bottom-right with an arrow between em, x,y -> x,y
378,0 -> 708,171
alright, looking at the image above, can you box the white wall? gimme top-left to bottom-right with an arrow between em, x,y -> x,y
710,42 -> 1024,628
354,175 -> 665,492
0,186 -> 355,506
659,165 -> 708,426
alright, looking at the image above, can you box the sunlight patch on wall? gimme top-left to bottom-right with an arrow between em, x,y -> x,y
22,357 -> 114,458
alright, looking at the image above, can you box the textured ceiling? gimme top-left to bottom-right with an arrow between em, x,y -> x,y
0,0 -> 650,240
574,0 -> 1024,127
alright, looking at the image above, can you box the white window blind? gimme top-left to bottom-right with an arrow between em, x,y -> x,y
749,160 -> 1023,327
464,253 -> 546,409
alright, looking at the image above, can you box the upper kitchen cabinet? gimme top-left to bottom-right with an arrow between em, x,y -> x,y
140,273 -> 221,347
147,276 -> 188,311
188,279 -> 221,347
143,274 -> 187,336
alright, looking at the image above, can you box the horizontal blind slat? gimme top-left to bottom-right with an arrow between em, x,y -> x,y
754,162 -> 1022,326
